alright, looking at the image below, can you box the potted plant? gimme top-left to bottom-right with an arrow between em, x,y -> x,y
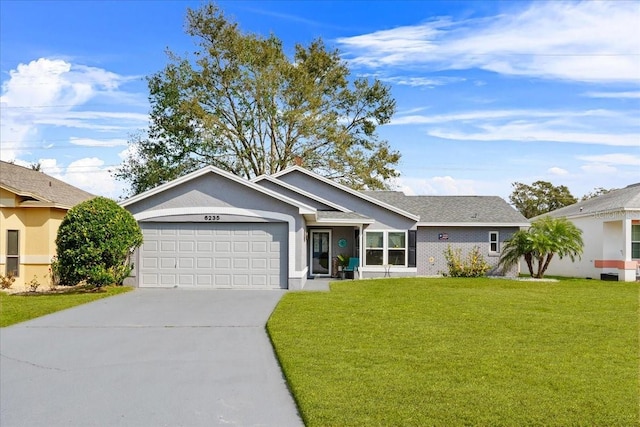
337,254 -> 350,278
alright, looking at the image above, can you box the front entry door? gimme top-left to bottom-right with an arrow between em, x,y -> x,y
310,230 -> 331,276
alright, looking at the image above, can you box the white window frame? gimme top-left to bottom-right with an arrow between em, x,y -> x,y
489,231 -> 500,254
364,230 -> 408,267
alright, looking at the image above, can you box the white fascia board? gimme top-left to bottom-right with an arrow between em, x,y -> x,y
417,222 -> 531,228
270,166 -> 420,221
307,218 -> 376,226
119,165 -> 316,215
253,174 -> 351,213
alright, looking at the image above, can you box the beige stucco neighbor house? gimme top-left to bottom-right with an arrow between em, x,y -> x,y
0,161 -> 94,290
540,184 -> 640,282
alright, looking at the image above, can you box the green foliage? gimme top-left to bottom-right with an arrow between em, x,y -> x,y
443,245 -> 490,277
336,254 -> 350,267
268,278 -> 638,426
582,186 -> 615,201
116,2 -> 399,196
0,286 -> 132,327
509,181 -> 577,218
55,197 -> 143,287
499,216 -> 584,278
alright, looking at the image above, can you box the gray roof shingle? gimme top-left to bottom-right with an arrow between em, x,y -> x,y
542,183 -> 640,218
362,191 -> 528,224
0,161 -> 94,208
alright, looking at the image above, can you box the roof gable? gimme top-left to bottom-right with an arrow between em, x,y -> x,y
269,166 -> 419,221
120,165 -> 315,214
0,161 -> 94,209
252,174 -> 350,212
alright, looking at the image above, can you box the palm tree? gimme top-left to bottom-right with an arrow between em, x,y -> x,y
499,216 -> 583,279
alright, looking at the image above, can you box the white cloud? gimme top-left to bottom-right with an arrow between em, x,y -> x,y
39,157 -> 125,199
0,58 -> 146,161
583,91 -> 640,99
580,163 -> 618,175
548,167 -> 569,176
577,153 -> 640,166
390,108 -> 639,147
337,1 -> 640,83
69,137 -> 128,147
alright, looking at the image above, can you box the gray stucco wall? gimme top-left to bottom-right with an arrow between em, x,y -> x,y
256,179 -> 336,210
417,227 -> 520,277
277,170 -> 416,230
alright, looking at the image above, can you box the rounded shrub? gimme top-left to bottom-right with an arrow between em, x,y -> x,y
54,197 -> 143,287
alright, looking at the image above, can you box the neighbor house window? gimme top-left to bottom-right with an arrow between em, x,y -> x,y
489,231 -> 499,253
632,225 -> 640,259
365,232 -> 384,265
365,231 -> 407,266
6,230 -> 19,276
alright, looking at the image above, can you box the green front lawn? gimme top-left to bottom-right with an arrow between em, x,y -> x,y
267,278 -> 639,426
0,286 -> 132,327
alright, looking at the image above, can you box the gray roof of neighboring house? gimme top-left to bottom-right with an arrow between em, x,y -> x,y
0,161 -> 94,209
542,183 -> 640,218
362,191 -> 528,224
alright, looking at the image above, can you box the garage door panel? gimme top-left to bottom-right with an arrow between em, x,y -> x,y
233,242 -> 249,252
140,222 -> 287,289
195,257 -> 210,268
179,241 -> 194,252
215,242 -> 231,252
178,258 -> 193,269
160,257 -> 175,268
179,274 -> 194,286
252,258 -> 267,269
160,241 -> 176,252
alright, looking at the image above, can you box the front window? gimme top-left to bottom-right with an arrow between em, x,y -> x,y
388,232 -> 406,266
489,231 -> 499,253
365,232 -> 384,265
365,231 -> 407,266
632,225 -> 640,259
6,230 -> 19,276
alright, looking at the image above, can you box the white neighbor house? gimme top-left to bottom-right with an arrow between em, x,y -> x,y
540,184 -> 640,282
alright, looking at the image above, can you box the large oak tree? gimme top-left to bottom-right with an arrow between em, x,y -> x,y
116,3 -> 399,196
509,181 -> 577,219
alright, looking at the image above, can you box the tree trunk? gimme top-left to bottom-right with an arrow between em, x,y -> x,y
539,253 -> 554,278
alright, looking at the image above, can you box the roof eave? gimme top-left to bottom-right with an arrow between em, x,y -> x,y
417,221 -> 530,227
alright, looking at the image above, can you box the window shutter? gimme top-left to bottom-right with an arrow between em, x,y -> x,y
408,230 -> 417,267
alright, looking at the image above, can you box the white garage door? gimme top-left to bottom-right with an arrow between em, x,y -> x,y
139,222 -> 287,289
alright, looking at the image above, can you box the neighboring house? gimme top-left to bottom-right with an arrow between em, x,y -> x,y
538,183 -> 640,282
0,161 -> 94,289
121,165 -> 528,290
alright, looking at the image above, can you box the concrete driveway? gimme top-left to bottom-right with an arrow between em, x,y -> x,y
0,289 -> 303,427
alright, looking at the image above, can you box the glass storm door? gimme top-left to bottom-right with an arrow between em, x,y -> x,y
310,230 -> 331,276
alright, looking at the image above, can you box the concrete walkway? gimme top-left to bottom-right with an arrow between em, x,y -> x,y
0,289 -> 303,427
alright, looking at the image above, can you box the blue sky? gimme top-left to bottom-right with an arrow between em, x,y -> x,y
1,0 -> 639,200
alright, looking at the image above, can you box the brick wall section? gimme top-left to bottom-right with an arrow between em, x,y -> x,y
417,227 -> 520,277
